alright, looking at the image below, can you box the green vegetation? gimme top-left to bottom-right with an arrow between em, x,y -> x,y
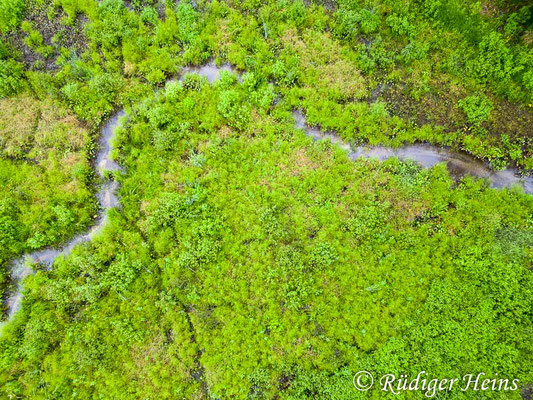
0,93 -> 95,303
458,94 -> 494,126
0,59 -> 26,97
0,0 -> 532,398
0,0 -> 25,33
1,0 -> 531,169
2,70 -> 532,399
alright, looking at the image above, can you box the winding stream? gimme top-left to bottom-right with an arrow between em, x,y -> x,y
3,111 -> 125,321
1,63 -> 240,322
2,63 -> 532,324
294,111 -> 533,193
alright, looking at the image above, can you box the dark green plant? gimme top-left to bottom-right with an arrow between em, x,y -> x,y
0,60 -> 26,98
458,94 -> 493,126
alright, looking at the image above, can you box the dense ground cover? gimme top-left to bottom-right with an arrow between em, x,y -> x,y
2,0 -> 532,168
0,93 -> 95,305
0,0 -> 532,398
1,69 -> 532,399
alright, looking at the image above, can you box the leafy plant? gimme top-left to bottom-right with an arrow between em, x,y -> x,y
0,60 -> 26,98
0,0 -> 24,33
458,94 -> 493,126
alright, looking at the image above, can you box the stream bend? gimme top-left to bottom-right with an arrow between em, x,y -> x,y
0,63 -> 236,322
2,63 -> 531,323
294,111 -> 532,193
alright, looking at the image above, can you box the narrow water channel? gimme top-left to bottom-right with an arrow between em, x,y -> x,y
293,111 -> 532,193
1,62 -> 240,322
2,63 -> 531,324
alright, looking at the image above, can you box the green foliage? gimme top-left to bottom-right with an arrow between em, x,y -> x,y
458,94 -> 494,126
2,72 -> 532,398
0,0 -> 24,33
386,13 -> 413,37
0,1 -> 532,398
153,122 -> 190,152
54,0 -> 97,24
62,72 -> 123,123
503,6 -> 531,39
334,6 -> 381,39
0,60 -> 26,98
218,89 -> 251,130
468,32 -> 515,86
0,94 -> 95,298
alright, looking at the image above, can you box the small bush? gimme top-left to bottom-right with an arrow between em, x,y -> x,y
457,94 -> 493,126
0,0 -> 25,33
386,13 -> 413,37
0,60 -> 26,98
218,89 -> 251,130
468,32 -> 514,85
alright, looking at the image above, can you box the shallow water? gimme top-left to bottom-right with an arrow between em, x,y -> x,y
3,64 -> 531,324
182,61 -> 240,83
293,111 -> 532,193
2,112 -> 126,320
1,65 -> 241,323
